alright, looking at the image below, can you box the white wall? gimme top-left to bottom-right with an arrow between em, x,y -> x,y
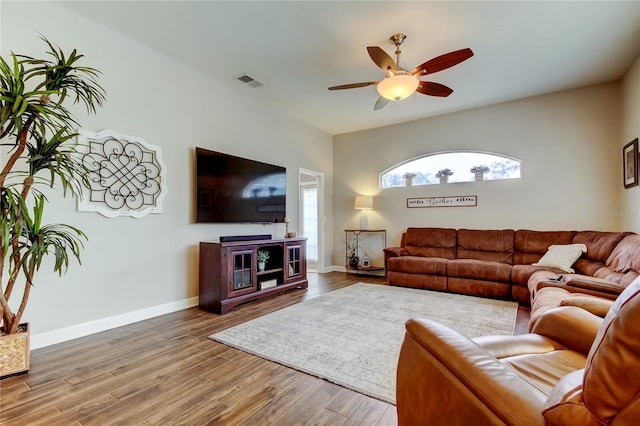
1,1 -> 333,347
333,83 -> 622,263
620,54 -> 640,232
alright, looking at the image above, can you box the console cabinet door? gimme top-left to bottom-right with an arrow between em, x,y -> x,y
285,241 -> 306,283
227,246 -> 257,297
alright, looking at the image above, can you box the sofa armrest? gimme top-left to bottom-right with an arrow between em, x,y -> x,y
559,294 -> 613,317
536,280 -> 618,300
398,318 -> 547,425
382,246 -> 407,258
563,275 -> 623,296
530,306 -> 602,354
383,247 -> 407,276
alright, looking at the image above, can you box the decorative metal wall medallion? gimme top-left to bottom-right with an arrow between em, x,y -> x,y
77,129 -> 166,218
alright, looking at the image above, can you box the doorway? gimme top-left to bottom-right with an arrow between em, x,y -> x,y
299,169 -> 324,272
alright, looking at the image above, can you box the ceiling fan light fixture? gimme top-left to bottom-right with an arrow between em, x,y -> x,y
376,72 -> 419,101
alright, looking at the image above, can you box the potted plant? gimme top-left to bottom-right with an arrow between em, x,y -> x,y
403,172 -> 416,187
435,168 -> 453,184
0,37 -> 105,378
257,250 -> 270,271
470,165 -> 490,181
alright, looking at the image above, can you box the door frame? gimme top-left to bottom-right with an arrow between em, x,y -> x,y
298,168 -> 325,272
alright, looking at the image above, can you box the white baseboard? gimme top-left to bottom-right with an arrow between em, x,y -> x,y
324,265 -> 346,272
31,297 -> 199,350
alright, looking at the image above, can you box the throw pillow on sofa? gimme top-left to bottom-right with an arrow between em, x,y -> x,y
533,244 -> 587,273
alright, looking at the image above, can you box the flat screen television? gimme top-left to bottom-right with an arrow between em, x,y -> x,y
195,147 -> 286,223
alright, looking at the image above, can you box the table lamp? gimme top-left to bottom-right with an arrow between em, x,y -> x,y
354,195 -> 373,230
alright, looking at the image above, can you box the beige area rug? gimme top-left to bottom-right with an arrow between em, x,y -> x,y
210,283 -> 518,405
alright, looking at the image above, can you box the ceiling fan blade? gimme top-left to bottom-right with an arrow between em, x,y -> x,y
416,81 -> 453,97
367,46 -> 398,72
374,96 -> 390,111
411,48 -> 474,76
328,82 -> 379,90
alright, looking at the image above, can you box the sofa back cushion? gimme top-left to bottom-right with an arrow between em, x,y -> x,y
456,229 -> 515,264
403,227 -> 457,260
605,233 -> 640,273
583,277 -> 640,422
542,278 -> 640,425
572,231 -> 630,276
513,230 -> 576,265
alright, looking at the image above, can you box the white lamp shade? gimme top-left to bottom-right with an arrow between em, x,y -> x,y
376,73 -> 419,101
354,195 -> 373,210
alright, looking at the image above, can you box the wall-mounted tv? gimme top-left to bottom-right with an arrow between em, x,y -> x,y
195,147 -> 286,223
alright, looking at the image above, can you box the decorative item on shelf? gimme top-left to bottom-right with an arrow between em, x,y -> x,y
257,250 -> 270,271
283,217 -> 296,238
361,253 -> 371,268
435,168 -> 453,184
0,37 -> 106,378
346,233 -> 360,269
348,250 -> 360,269
354,195 -> 373,230
470,165 -> 490,181
260,279 -> 278,290
403,172 -> 417,187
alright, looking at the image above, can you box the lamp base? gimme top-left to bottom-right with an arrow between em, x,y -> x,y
359,214 -> 368,230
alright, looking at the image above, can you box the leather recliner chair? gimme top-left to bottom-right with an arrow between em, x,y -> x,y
396,278 -> 640,425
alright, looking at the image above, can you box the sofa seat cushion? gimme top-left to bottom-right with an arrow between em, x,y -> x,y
448,277 -> 512,299
388,271 -> 447,291
456,228 -> 515,264
387,255 -> 447,275
501,350 -> 587,396
447,258 -> 512,283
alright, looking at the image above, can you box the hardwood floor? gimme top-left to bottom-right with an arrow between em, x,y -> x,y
0,272 -> 530,425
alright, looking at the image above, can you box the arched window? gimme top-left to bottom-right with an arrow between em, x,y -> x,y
380,151 -> 521,188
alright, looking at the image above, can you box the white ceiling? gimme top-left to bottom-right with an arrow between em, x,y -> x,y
59,1 -> 640,136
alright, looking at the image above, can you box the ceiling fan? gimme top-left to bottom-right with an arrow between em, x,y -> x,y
328,33 -> 473,110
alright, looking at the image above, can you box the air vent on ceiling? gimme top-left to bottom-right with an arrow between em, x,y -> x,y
235,73 -> 264,88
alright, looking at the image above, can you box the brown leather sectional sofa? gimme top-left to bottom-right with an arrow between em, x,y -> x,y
384,227 -> 639,305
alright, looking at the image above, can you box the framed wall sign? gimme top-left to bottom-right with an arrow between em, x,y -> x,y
623,138 -> 638,189
407,195 -> 477,208
77,129 -> 167,218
